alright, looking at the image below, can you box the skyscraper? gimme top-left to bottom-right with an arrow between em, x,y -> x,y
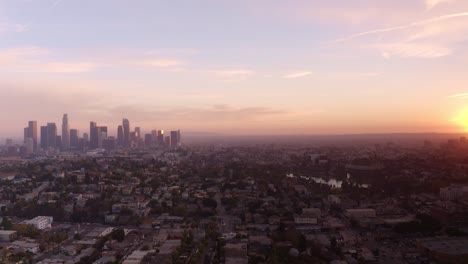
157,130 -> 164,146
70,129 -> 79,148
170,130 -> 179,148
62,114 -> 70,150
24,138 -> 34,156
117,125 -> 124,146
56,135 -> 62,150
23,121 -> 38,152
177,130 -> 181,146
90,121 -> 98,149
102,137 -> 116,151
47,123 -> 57,149
130,131 -> 136,147
40,126 -> 48,149
28,121 -> 37,151
145,134 -> 152,147
151,130 -> 157,146
24,127 -> 30,143
135,127 -> 141,139
83,133 -> 89,147
123,118 -> 130,147
98,126 -> 108,148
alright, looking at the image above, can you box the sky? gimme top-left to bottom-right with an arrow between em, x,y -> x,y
1,0 -> 468,137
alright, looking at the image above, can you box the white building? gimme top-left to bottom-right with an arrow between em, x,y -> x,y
24,216 -> 53,229
86,227 -> 115,238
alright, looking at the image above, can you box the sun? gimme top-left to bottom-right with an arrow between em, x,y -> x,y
452,107 -> 468,132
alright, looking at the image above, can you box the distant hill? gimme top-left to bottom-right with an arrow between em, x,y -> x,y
182,133 -> 467,146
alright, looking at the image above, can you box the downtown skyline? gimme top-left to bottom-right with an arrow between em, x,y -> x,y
1,0 -> 468,136
18,114 -> 181,155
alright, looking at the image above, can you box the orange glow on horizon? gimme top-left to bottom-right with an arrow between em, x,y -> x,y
452,107 -> 468,132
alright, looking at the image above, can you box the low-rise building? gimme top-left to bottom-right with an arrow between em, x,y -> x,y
419,237 -> 468,264
9,240 -> 40,253
23,216 -> 53,229
123,250 -> 156,264
0,230 -> 17,242
345,209 -> 376,218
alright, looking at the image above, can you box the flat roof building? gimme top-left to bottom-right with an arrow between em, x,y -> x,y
23,216 -> 53,230
0,230 -> 17,242
419,237 -> 468,264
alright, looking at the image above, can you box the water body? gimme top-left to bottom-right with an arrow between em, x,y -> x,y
286,173 -> 370,188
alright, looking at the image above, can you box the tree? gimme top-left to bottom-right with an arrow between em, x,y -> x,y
74,233 -> 82,240
330,237 -> 338,252
13,224 -> 40,239
50,232 -> 68,243
1,217 -> 13,230
120,208 -> 133,216
111,228 -> 125,242
298,235 -> 307,252
202,198 -> 217,208
141,245 -> 150,251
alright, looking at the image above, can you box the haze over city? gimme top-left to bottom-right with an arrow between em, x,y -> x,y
5,1 -> 468,264
1,0 -> 468,137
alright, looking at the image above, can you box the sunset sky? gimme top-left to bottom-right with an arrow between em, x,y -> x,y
1,0 -> 468,136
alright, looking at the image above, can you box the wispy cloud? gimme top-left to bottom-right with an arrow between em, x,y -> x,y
448,93 -> 468,99
0,47 -> 98,73
0,47 -> 50,62
145,48 -> 199,56
0,22 -> 28,33
208,69 -> 255,77
425,0 -> 455,10
106,104 -> 286,123
378,42 -> 451,58
334,72 -> 382,78
284,71 -> 312,79
334,12 -> 468,43
333,11 -> 468,59
140,59 -> 185,67
51,0 -> 64,8
39,62 -> 98,73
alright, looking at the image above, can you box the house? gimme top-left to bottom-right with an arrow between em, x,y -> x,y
0,230 -> 17,242
9,240 -> 40,253
123,250 -> 156,264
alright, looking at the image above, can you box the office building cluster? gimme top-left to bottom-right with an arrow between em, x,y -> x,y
19,114 -> 181,157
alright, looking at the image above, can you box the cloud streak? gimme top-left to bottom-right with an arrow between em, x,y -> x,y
379,42 -> 452,58
0,47 -> 99,73
0,22 -> 28,34
425,0 -> 454,10
51,0 -> 64,8
208,69 -> 255,77
0,82 -> 293,135
448,93 -> 468,99
140,59 -> 185,67
38,62 -> 98,73
334,12 -> 468,43
284,71 -> 312,79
